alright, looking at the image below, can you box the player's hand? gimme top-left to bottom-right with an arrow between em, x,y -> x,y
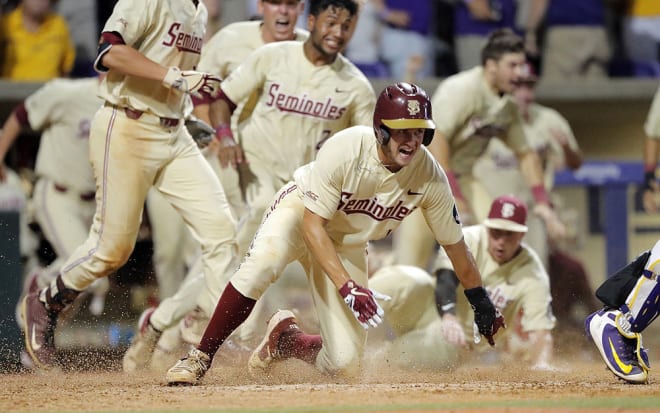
464,286 -> 505,346
215,123 -> 244,168
533,203 -> 566,240
163,67 -> 222,99
440,313 -> 467,346
339,279 -> 391,330
642,171 -> 658,213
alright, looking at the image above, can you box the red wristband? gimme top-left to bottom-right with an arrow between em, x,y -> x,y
531,184 -> 550,205
214,123 -> 234,142
644,164 -> 657,173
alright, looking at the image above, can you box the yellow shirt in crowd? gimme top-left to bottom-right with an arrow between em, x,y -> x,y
0,6 -> 75,80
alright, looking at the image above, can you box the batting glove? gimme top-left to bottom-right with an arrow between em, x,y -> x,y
163,67 -> 222,99
464,286 -> 505,346
185,117 -> 215,148
339,279 -> 390,330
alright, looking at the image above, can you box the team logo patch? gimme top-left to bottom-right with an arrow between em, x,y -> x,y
407,100 -> 420,116
501,202 -> 516,218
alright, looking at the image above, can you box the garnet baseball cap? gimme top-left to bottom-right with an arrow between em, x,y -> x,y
483,195 -> 528,233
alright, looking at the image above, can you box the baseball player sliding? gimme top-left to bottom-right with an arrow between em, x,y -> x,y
165,82 -> 504,386
21,0 -> 239,370
370,195 -> 556,372
0,77 -> 110,323
123,0 -> 374,372
393,29 -> 565,270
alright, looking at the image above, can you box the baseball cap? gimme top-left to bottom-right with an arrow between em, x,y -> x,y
483,195 -> 528,233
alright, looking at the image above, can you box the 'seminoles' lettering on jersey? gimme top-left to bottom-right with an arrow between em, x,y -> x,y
338,191 -> 414,221
163,23 -> 203,54
266,83 -> 347,120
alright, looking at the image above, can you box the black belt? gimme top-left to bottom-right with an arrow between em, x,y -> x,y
107,103 -> 180,127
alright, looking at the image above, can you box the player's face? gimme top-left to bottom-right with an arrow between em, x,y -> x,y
487,52 -> 526,94
486,228 -> 525,264
307,6 -> 355,60
513,83 -> 535,110
377,128 -> 424,172
22,0 -> 52,18
259,0 -> 303,42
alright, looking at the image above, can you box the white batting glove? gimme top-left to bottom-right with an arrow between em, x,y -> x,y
162,67 -> 222,99
339,279 -> 391,330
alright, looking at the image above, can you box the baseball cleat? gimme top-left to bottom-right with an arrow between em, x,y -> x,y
585,309 -> 649,384
166,348 -> 211,386
122,307 -> 162,373
248,309 -> 299,375
21,291 -> 58,370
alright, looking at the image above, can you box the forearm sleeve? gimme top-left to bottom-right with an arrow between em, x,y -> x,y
434,268 -> 460,316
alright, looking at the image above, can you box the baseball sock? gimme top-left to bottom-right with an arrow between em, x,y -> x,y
197,282 -> 255,358
278,331 -> 322,365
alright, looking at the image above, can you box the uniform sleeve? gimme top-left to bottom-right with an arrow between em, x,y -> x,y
219,46 -> 270,107
421,161 -> 464,246
24,80 -> 66,131
644,86 -> 660,139
431,79 -> 474,139
101,0 -> 155,46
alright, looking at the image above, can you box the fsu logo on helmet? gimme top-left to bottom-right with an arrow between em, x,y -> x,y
407,100 -> 420,116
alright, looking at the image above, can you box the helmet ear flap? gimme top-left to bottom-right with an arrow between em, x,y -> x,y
378,126 -> 391,145
422,129 -> 434,146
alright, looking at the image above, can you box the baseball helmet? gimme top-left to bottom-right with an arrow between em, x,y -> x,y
374,82 -> 436,146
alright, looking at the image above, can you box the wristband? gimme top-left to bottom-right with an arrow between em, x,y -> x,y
531,184 -> 550,205
214,123 -> 234,142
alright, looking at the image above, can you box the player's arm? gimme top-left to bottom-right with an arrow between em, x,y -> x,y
642,136 -> 659,213
441,239 -> 505,346
302,208 -> 388,329
208,92 -> 243,168
434,268 -> 467,346
517,149 -> 566,239
95,33 -> 221,97
0,103 -> 30,182
527,329 -> 555,370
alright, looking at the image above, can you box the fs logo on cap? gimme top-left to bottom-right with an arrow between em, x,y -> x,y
500,202 -> 516,219
407,100 -> 420,116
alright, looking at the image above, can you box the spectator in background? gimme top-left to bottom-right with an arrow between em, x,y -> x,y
622,0 -> 660,76
55,0 -> 97,77
0,0 -> 76,80
202,0 -> 222,41
343,0 -> 388,77
526,0 -> 611,80
642,85 -> 660,213
373,0 -> 434,81
453,0 -> 518,71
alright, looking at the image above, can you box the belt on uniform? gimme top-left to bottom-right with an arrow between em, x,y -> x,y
106,103 -> 180,128
53,183 -> 96,201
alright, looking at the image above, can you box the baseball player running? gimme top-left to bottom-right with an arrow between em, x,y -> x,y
585,240 -> 660,384
393,29 -> 565,270
123,0 -> 375,372
165,82 -> 504,385
21,0 -> 239,370
0,77 -> 110,321
370,195 -> 556,372
122,0 -> 309,372
473,61 -> 582,266
642,86 -> 660,213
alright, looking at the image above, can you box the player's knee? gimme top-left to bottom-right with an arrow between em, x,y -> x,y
318,347 -> 361,377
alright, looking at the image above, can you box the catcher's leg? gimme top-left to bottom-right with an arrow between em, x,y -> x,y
585,241 -> 660,383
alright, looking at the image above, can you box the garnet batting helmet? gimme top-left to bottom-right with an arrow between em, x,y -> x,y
374,82 -> 436,146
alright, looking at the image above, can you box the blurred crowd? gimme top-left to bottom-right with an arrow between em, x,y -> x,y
1,0 -> 659,82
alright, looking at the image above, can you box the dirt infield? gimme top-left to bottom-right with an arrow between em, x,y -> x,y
4,352 -> 659,413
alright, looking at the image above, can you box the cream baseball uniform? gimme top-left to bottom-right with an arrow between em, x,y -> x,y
146,23 -> 312,339
230,125 -> 462,374
371,225 -> 556,370
55,0 -> 237,318
473,103 -> 580,265
645,86 -> 660,139
26,78 -> 109,302
394,66 -> 530,268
